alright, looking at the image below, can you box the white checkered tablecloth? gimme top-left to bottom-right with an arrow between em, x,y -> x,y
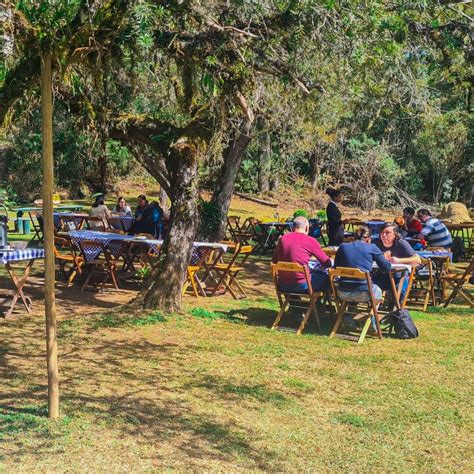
0,248 -> 45,264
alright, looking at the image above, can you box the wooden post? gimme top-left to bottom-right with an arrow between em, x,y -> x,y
41,51 -> 59,419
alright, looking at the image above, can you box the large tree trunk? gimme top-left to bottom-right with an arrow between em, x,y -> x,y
140,142 -> 200,311
257,116 -> 271,193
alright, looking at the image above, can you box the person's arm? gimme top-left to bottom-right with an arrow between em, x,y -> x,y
373,246 -> 392,272
392,241 -> 421,265
309,239 -> 332,268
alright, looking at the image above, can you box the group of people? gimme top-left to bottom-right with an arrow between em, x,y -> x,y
273,189 -> 454,305
325,187 -> 453,249
273,217 -> 417,304
90,194 -> 168,236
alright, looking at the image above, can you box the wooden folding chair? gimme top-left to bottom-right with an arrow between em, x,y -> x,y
226,216 -> 242,242
208,244 -> 252,299
271,262 -> 324,334
329,267 -> 383,344
85,216 -> 107,231
405,258 -> 436,311
183,247 -> 213,297
78,240 -> 124,292
28,211 -> 44,243
442,258 -> 474,308
54,236 -> 84,287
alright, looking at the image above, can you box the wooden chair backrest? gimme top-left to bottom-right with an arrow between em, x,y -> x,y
271,262 -> 313,296
328,267 -> 379,307
85,216 -> 107,230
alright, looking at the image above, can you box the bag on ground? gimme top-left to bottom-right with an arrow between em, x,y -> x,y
381,309 -> 419,339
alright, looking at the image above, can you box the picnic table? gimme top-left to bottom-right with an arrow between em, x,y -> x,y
109,215 -> 135,232
53,212 -> 88,231
319,247 -> 413,308
445,222 -> 474,257
14,205 -> 84,219
416,250 -> 453,301
258,222 -> 293,251
0,248 -> 44,319
68,230 -> 227,263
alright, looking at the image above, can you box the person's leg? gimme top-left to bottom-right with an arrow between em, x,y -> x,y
311,271 -> 329,292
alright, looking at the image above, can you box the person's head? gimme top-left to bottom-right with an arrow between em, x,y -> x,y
355,225 -> 371,243
326,187 -> 343,203
137,195 -> 147,208
403,207 -> 416,222
117,196 -> 126,209
394,216 -> 405,229
380,222 -> 401,247
92,195 -> 104,208
293,216 -> 309,234
417,208 -> 432,223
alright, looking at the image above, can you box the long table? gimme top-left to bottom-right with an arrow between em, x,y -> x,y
0,248 -> 44,319
68,230 -> 227,261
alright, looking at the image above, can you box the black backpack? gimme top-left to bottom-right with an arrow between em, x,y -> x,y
381,309 -> 419,339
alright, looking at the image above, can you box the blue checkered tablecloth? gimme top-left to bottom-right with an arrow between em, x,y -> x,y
416,250 -> 452,261
0,248 -> 45,264
68,231 -> 227,263
54,212 -> 87,230
109,215 -> 135,232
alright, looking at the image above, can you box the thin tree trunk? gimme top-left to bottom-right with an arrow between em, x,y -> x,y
258,116 -> 271,193
140,143 -> 200,311
41,51 -> 59,419
210,92 -> 255,242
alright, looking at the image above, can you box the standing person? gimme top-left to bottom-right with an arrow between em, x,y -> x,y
326,187 -> 344,246
334,226 -> 391,302
135,195 -> 148,219
272,216 -> 332,293
113,196 -> 132,216
416,209 -> 452,249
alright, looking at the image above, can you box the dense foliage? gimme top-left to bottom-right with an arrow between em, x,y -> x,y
1,0 -> 472,208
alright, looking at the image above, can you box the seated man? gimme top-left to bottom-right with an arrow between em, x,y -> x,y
416,209 -> 452,249
402,207 -> 423,237
335,226 -> 391,302
272,216 -> 332,293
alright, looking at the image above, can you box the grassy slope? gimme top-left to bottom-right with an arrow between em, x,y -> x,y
1,193 -> 473,472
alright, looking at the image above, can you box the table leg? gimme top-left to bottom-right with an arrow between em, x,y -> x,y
3,259 -> 35,319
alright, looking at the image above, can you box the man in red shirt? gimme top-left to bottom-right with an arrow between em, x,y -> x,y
272,216 -> 332,292
402,207 -> 423,236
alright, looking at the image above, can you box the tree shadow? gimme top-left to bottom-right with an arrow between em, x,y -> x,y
1,334 -> 282,470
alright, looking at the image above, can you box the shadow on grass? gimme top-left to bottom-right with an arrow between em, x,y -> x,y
1,336 -> 282,470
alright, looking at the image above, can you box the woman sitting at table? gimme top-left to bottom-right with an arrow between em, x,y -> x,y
130,201 -> 164,236
89,195 -> 111,229
326,187 -> 344,246
372,222 -> 421,304
113,196 -> 132,216
334,225 -> 391,302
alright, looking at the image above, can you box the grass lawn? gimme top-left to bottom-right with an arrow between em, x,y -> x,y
1,251 -> 473,472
